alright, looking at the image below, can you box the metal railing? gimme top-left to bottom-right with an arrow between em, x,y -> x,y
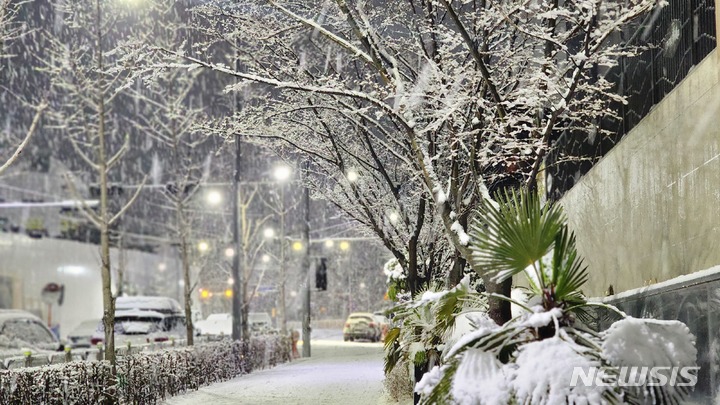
546,0 -> 716,200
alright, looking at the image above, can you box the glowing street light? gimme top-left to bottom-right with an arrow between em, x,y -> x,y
263,227 -> 276,239
324,239 -> 335,248
200,289 -> 209,299
292,241 -> 303,251
225,289 -> 233,298
198,241 -> 209,252
339,241 -> 350,251
347,170 -> 359,183
206,190 -> 222,206
224,247 -> 235,258
261,254 -> 271,263
273,165 -> 292,182
227,277 -> 235,285
158,263 -> 167,272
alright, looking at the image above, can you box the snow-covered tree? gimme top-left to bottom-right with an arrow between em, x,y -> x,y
42,0 -> 149,365
172,0 -> 661,324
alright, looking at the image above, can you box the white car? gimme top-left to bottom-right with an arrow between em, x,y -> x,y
0,309 -> 61,361
91,310 -> 186,347
343,312 -> 382,342
67,318 -> 102,348
249,312 -> 273,331
115,296 -> 183,315
195,312 -> 274,336
195,313 -> 231,337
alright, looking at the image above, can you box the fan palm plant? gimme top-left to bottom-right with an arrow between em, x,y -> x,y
470,190 -> 589,329
416,190 -> 697,405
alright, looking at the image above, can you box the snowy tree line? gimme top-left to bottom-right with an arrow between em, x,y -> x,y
156,0 -> 664,325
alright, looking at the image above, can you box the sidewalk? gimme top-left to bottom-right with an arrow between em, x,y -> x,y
164,330 -> 411,405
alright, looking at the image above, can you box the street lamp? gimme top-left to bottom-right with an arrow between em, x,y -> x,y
273,165 -> 292,182
273,165 -> 291,334
198,241 -> 209,253
346,170 -> 359,183
224,247 -> 235,258
206,190 -> 223,206
339,241 -> 350,251
263,227 -> 276,239
324,239 -> 334,248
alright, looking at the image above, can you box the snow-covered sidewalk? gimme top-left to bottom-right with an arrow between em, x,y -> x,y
164,329 -> 410,405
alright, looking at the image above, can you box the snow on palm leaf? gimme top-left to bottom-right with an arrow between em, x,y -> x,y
601,317 -> 698,402
418,190 -> 697,404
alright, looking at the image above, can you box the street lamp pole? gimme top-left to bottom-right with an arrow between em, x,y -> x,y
278,181 -> 287,334
301,162 -> 311,357
231,139 -> 243,342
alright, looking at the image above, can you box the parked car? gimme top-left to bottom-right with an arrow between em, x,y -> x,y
66,318 -> 101,348
249,312 -> 273,331
372,312 -> 392,341
115,296 -> 183,315
91,310 -> 186,347
195,313 -> 231,337
195,312 -> 274,336
343,312 -> 381,342
0,309 -> 61,361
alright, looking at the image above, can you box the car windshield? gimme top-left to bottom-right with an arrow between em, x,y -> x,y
160,316 -> 186,333
0,318 -> 56,346
349,315 -> 373,323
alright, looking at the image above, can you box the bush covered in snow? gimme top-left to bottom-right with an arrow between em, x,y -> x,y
0,334 -> 291,404
403,191 -> 698,404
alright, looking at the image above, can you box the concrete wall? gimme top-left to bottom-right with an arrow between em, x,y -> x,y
0,233 -> 182,338
560,49 -> 720,297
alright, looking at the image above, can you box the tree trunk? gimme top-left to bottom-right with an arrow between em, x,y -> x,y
96,0 -> 115,366
446,252 -> 466,287
179,209 -> 194,346
485,277 -> 512,326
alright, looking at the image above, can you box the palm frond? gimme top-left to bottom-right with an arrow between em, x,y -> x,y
469,190 -> 564,284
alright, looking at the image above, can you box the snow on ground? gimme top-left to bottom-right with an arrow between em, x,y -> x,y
164,329 -> 411,405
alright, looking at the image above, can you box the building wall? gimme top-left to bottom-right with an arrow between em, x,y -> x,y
560,49 -> 720,297
0,233 -> 182,338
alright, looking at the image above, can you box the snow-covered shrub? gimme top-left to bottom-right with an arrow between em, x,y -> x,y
384,276 -> 488,392
0,361 -> 114,404
0,334 -> 291,404
417,191 -> 698,404
383,258 -> 408,301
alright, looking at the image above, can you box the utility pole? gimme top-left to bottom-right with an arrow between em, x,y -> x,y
301,161 -> 311,357
231,139 -> 243,341
278,181 -> 287,334
231,0 -> 244,342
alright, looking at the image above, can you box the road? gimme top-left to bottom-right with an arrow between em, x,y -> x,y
164,329 -> 411,405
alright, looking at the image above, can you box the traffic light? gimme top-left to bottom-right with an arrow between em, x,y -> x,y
315,258 -> 327,291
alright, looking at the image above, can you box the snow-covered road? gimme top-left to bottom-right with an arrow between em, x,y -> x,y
164,329 -> 411,405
